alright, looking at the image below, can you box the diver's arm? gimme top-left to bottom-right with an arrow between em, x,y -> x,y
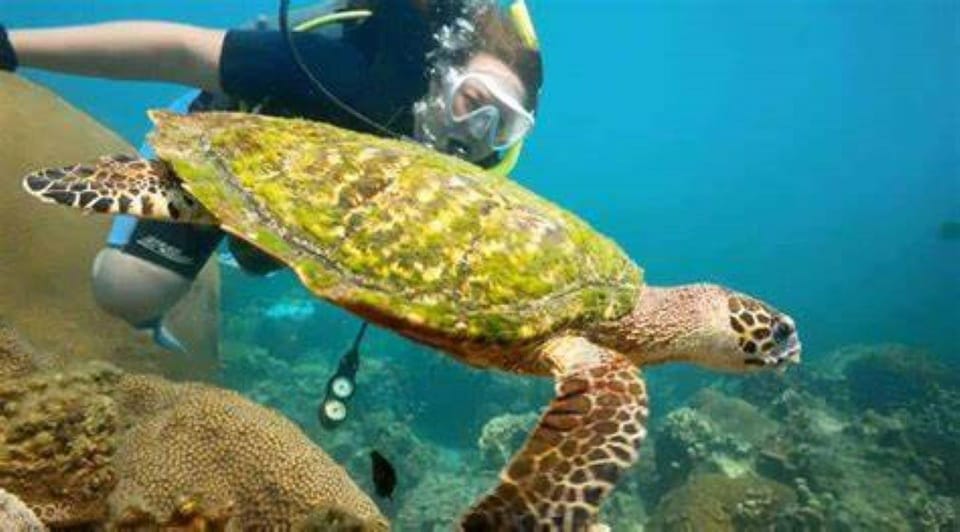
9,22 -> 225,92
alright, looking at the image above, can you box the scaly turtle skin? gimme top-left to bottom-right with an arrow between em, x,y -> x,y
24,111 -> 802,531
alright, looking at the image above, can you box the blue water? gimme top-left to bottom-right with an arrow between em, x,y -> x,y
8,0 -> 956,361
525,1 -> 959,361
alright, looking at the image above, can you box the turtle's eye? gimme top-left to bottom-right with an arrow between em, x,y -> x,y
772,320 -> 794,343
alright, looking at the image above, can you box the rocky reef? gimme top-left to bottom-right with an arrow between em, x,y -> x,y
218,281 -> 960,531
638,343 -> 960,530
0,321 -> 387,530
15,265 -> 936,530
647,473 -> 795,531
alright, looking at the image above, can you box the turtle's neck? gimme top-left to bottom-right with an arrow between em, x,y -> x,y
588,284 -> 719,367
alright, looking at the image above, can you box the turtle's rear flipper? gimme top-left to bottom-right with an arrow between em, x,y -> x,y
461,336 -> 648,531
22,154 -> 216,224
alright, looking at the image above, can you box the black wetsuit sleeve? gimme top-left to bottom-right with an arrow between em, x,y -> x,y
0,25 -> 17,71
219,29 -> 368,120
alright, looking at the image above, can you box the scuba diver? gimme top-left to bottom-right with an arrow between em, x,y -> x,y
0,0 -> 543,427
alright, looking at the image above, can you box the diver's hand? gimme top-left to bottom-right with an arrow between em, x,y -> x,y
0,25 -> 18,71
0,22 -> 224,91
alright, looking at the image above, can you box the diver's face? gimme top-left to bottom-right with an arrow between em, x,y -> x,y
414,52 -> 532,162
450,53 -> 526,119
441,53 -> 533,161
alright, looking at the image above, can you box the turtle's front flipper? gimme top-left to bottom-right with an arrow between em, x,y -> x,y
462,336 -> 647,531
22,154 -> 216,224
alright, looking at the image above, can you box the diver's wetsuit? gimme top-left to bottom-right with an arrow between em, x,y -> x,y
113,0 -> 438,279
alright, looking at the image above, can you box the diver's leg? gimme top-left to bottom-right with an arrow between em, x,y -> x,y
92,215 -> 224,350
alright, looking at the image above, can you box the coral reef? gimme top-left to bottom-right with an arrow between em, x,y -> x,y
646,473 -> 795,531
0,321 -> 43,378
653,404 -> 758,493
837,344 -> 960,494
912,494 -> 959,531
477,411 -> 538,470
905,386 -> 960,493
841,344 -> 958,412
109,375 -> 387,530
220,308 -> 555,527
0,361 -> 119,525
219,283 -> 960,531
395,469 -> 492,532
0,487 -> 45,531
0,324 -> 387,530
318,408 -> 444,516
621,342 -> 960,530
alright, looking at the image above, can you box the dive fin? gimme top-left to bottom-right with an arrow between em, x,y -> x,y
153,323 -> 186,353
137,318 -> 186,353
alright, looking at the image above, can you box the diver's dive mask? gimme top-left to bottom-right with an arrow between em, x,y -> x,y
425,67 -> 535,161
413,0 -> 542,163
280,0 -> 541,163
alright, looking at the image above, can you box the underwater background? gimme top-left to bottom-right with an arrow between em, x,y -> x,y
4,0 -> 958,529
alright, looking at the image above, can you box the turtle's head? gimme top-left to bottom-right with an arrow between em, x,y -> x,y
605,284 -> 801,372
721,291 -> 801,371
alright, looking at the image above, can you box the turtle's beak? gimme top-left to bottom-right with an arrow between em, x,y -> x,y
773,316 -> 801,367
742,314 -> 801,370
782,334 -> 802,365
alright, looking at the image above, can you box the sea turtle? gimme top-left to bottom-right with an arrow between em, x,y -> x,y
23,111 -> 801,531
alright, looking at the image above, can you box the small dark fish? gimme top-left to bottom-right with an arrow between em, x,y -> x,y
940,220 -> 960,241
370,450 -> 397,499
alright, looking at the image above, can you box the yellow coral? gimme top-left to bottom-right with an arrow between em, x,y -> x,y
108,374 -> 387,530
0,358 -> 387,530
0,321 -> 42,378
0,362 -> 119,526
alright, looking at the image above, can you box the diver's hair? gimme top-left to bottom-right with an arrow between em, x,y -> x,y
471,4 -> 543,112
421,0 -> 543,112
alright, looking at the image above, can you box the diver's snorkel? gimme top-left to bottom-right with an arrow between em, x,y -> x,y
318,321 -> 368,429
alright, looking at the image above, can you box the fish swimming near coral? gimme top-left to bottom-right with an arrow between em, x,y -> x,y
22,111 -> 801,530
370,450 -> 397,500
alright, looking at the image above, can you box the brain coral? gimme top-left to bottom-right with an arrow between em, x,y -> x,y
0,345 -> 386,530
109,374 -> 387,529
